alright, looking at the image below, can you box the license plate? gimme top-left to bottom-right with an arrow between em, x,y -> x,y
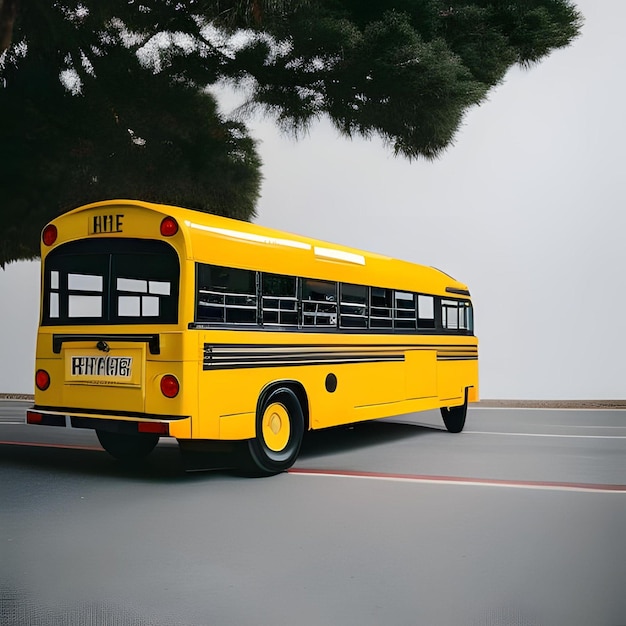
65,348 -> 142,386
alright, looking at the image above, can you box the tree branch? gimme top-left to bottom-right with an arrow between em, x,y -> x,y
0,0 -> 18,54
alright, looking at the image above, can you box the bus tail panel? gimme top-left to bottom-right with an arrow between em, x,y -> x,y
34,332 -> 197,438
42,339 -> 148,414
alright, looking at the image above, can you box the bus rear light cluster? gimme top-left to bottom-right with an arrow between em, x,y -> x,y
160,216 -> 178,237
42,224 -> 57,246
138,421 -> 170,436
35,369 -> 50,391
27,411 -> 43,424
160,374 -> 180,398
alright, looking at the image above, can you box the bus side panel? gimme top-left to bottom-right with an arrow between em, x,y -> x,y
437,359 -> 479,405
195,360 -> 408,438
404,350 -> 438,400
144,358 -> 197,439
307,361 -> 406,430
195,368 -> 260,440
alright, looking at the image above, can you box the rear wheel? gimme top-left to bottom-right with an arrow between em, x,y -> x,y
440,402 -> 467,433
245,387 -> 305,476
96,430 -> 159,461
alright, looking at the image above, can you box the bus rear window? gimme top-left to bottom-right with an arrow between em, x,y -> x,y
42,239 -> 179,325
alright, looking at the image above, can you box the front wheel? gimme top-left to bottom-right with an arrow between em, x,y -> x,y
440,402 -> 467,433
96,430 -> 159,461
245,387 -> 305,476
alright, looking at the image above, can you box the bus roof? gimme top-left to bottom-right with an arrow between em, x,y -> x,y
59,199 -> 471,298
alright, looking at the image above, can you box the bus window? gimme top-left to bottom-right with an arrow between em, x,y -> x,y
196,264 -> 257,324
67,273 -> 104,318
417,294 -> 436,329
370,287 -> 393,328
441,300 -> 458,329
261,273 -> 298,326
441,299 -> 472,332
465,302 -> 474,332
302,279 -> 337,327
42,239 -> 179,325
459,301 -> 473,332
394,291 -> 417,330
340,283 -> 368,328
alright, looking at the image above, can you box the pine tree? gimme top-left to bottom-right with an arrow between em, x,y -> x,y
0,1 -> 582,266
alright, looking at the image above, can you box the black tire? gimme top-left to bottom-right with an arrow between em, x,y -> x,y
96,429 -> 159,461
440,402 -> 467,433
245,387 -> 305,476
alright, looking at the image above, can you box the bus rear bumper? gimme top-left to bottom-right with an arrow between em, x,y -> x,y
27,407 -> 192,439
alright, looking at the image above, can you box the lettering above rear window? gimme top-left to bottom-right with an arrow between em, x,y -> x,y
89,214 -> 124,235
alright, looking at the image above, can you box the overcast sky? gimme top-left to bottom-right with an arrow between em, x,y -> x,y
1,0 -> 623,399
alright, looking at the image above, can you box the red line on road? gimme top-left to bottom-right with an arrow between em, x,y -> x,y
2,441 -> 624,492
288,468 -> 626,493
0,440 -> 102,452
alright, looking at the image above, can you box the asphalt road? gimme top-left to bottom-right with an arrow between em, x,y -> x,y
1,400 -> 625,626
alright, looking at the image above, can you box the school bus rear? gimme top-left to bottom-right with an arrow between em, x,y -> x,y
29,201 -> 196,454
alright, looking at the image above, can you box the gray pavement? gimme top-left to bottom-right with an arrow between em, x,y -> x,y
1,402 -> 625,625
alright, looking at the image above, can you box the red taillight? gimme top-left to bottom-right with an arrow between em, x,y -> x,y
160,374 -> 179,398
27,411 -> 43,424
160,216 -> 178,237
35,369 -> 50,391
138,421 -> 169,435
42,224 -> 57,246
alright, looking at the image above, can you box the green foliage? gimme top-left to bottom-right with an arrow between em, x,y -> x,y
232,0 -> 582,156
0,0 -> 582,266
0,2 -> 262,266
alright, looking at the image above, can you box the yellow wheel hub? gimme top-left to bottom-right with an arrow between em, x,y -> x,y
262,402 -> 290,452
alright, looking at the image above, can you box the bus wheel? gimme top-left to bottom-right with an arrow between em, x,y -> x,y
440,402 -> 467,433
246,387 -> 305,476
96,430 -> 159,462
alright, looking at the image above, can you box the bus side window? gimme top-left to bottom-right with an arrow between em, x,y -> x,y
465,302 -> 474,333
261,273 -> 298,326
441,299 -> 468,331
301,279 -> 337,327
370,287 -> 393,328
394,291 -> 417,330
340,283 -> 368,328
417,294 -> 436,329
456,301 -> 473,332
196,264 -> 257,324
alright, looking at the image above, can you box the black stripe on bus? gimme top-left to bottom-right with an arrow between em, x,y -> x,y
202,342 -> 477,351
53,333 -> 161,354
203,357 -> 406,371
203,352 -> 405,370
202,343 -> 477,370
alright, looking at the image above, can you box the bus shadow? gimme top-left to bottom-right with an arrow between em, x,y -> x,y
0,441 -> 193,483
0,420 -> 443,480
298,419 -> 443,460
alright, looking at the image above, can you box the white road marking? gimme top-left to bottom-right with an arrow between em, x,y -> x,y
464,431 -> 626,439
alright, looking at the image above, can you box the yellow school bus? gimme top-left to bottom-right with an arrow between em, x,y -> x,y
28,199 -> 478,475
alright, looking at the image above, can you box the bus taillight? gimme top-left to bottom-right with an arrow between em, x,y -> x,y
160,374 -> 179,398
160,217 -> 178,237
138,422 -> 169,436
35,369 -> 50,391
27,411 -> 43,424
42,224 -> 57,246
